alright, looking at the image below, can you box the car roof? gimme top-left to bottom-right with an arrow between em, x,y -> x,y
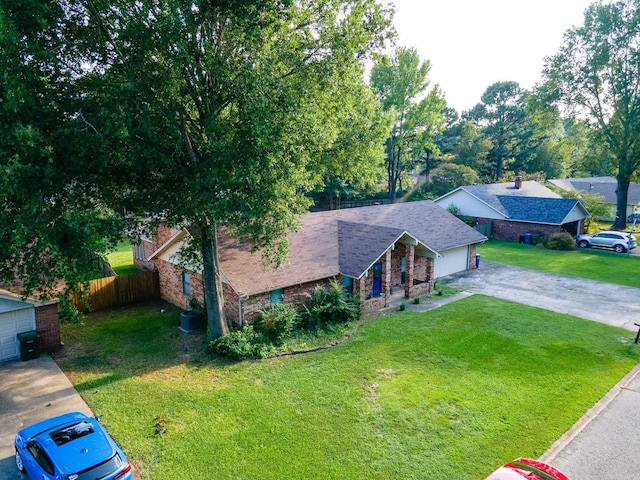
20,412 -> 117,475
596,230 -> 628,235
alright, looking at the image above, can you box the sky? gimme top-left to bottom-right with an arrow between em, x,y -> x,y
390,0 -> 595,113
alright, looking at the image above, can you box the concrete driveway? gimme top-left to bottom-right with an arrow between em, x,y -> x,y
442,261 -> 640,479
0,355 -> 92,480
442,261 -> 640,331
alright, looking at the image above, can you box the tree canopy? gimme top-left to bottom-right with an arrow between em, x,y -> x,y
0,0 -> 393,338
543,0 -> 640,229
370,46 -> 446,201
0,0 -> 128,297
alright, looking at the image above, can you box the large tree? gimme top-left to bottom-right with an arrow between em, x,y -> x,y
370,47 -> 446,201
465,81 -> 535,181
0,0 -> 392,339
309,80 -> 390,210
0,0 -> 128,298
542,0 -> 640,229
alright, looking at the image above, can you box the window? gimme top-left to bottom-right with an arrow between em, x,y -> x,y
342,276 -> 353,294
401,257 -> 406,285
182,272 -> 191,296
270,289 -> 284,305
50,421 -> 94,446
28,441 -> 54,475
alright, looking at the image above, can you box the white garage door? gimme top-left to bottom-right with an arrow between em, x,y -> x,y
0,300 -> 36,362
434,246 -> 470,279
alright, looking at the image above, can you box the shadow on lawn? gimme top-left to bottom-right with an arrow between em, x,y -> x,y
51,300 -> 215,391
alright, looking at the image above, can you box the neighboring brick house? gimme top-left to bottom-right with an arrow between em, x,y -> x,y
435,178 -> 590,242
135,201 -> 486,325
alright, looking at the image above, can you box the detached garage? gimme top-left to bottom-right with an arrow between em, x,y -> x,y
0,292 -> 61,362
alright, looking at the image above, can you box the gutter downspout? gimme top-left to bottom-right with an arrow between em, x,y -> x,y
238,296 -> 246,326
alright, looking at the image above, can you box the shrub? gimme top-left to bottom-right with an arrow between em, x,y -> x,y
57,296 -> 84,324
547,232 -> 575,250
208,325 -> 271,361
297,281 -> 362,330
253,303 -> 297,344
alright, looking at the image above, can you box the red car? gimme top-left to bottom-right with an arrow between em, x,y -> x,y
485,458 -> 569,480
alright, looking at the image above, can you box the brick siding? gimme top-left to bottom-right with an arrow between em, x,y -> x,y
156,259 -> 205,310
134,224 -> 179,271
147,231 -> 471,324
480,218 -> 565,242
35,303 -> 61,353
240,278 -> 335,324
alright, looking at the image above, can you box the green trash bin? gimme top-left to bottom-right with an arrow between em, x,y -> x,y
16,330 -> 40,361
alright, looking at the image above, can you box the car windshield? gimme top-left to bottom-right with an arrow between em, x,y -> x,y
68,453 -> 123,480
50,421 -> 94,446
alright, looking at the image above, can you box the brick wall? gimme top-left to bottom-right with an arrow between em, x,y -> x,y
223,283 -> 240,323
133,223 -> 180,271
156,259 -> 205,310
156,259 -> 245,326
35,303 -> 61,353
240,278 -> 335,324
469,244 -> 478,270
483,218 -> 563,242
390,243 -> 407,291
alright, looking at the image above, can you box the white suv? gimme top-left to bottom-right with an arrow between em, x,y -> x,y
576,230 -> 637,253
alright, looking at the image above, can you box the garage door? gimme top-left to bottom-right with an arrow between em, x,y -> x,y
0,300 -> 36,362
434,245 -> 470,279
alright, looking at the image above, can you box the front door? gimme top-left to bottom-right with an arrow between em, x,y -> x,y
372,263 -> 382,296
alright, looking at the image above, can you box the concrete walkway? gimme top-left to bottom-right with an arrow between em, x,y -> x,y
0,355 -> 92,480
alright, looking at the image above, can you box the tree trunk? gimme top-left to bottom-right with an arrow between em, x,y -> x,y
201,223 -> 229,341
612,174 -> 630,230
386,137 -> 397,202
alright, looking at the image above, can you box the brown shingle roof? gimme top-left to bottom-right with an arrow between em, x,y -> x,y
217,200 -> 486,297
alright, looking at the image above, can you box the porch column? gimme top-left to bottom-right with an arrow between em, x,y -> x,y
405,244 -> 415,298
426,257 -> 435,283
384,249 -> 392,304
356,276 -> 366,301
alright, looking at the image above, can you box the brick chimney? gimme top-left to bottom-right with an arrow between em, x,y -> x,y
514,175 -> 522,189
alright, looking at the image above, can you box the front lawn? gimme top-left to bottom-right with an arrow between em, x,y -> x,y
478,239 -> 640,288
54,297 -> 640,479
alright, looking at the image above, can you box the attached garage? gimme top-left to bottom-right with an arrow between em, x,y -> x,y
435,245 -> 471,279
0,298 -> 36,362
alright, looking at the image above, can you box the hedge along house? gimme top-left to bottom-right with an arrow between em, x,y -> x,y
134,201 -> 486,324
435,178 -> 590,242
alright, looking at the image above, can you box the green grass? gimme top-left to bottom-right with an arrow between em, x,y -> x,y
106,239 -> 139,275
55,297 -> 640,480
478,239 -> 640,288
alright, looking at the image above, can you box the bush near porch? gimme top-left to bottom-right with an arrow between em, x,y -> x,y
54,296 -> 640,480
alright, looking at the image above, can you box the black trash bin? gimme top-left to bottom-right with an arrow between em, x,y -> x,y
16,330 -> 40,361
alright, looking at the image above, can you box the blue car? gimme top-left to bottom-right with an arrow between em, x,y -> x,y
14,412 -> 133,480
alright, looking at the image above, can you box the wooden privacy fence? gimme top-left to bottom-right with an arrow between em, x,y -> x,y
476,221 -> 493,238
72,270 -> 160,312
